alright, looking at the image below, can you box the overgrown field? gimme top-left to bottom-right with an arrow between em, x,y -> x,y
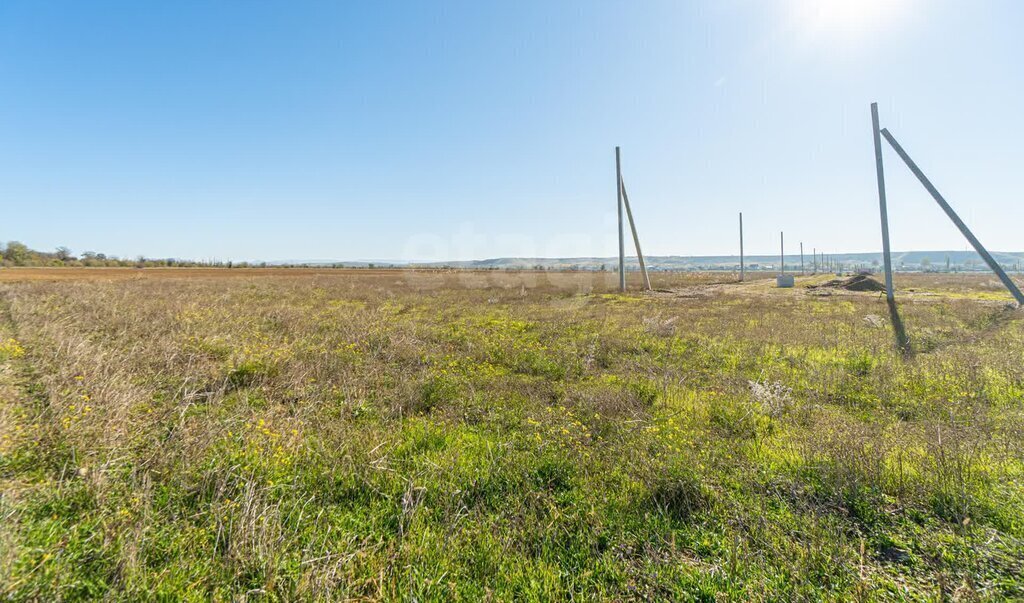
1,270 -> 1023,601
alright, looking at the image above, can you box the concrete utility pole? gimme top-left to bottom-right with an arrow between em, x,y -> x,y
780,232 -> 785,275
813,247 -> 817,273
777,232 -> 794,287
880,128 -> 1024,305
616,147 -> 625,291
871,103 -> 896,302
739,212 -> 745,281
800,242 -> 804,275
619,176 -> 652,290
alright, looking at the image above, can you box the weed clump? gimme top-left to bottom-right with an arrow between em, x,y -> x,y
0,337 -> 25,360
643,469 -> 714,522
225,359 -> 275,389
626,378 -> 659,407
532,457 -> 574,493
409,373 -> 460,415
708,396 -> 770,440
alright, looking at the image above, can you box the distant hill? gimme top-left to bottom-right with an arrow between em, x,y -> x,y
284,250 -> 1024,273
9,237 -> 1017,272
399,250 -> 1024,272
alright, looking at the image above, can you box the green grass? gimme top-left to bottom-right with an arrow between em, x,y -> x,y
1,272 -> 1022,600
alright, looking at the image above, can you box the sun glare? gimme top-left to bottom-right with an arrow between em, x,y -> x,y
787,0 -> 917,44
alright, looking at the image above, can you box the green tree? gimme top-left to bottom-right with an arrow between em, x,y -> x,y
3,241 -> 30,265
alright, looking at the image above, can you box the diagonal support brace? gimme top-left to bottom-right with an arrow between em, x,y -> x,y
880,128 -> 1024,305
619,177 -> 652,291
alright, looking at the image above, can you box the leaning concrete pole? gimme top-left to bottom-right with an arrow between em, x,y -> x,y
739,212 -> 745,281
881,128 -> 1024,305
619,177 -> 652,290
616,147 -> 625,291
871,103 -> 896,302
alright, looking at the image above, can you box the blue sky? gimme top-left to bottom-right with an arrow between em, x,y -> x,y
1,0 -> 1022,262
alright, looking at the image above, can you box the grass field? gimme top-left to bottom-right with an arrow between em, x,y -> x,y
1,268 -> 1022,601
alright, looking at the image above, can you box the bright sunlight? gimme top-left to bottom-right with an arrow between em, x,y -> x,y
786,0 -> 918,44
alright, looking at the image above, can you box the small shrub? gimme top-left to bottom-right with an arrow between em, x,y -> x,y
748,379 -> 793,418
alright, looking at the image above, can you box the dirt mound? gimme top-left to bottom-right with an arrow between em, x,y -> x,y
810,275 -> 886,292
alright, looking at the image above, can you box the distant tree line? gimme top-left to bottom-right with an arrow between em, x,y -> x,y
0,241 -> 413,269
0,241 -> 252,268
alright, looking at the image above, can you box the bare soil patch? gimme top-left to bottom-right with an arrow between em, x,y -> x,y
809,274 -> 887,292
